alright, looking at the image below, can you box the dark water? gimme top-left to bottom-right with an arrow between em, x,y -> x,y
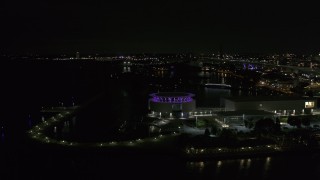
1,59 -> 319,179
185,155 -> 320,179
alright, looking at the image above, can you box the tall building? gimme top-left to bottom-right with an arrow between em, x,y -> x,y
76,52 -> 80,59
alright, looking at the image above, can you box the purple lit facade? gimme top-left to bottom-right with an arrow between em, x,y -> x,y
150,93 -> 194,103
148,92 -> 196,118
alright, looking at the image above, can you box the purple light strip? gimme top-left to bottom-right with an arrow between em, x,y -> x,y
150,93 -> 194,103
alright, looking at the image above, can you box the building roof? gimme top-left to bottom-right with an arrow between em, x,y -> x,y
223,96 -> 315,102
150,92 -> 194,97
216,110 -> 275,117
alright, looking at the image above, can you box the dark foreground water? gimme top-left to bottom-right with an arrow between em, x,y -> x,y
3,146 -> 320,180
1,59 -> 319,179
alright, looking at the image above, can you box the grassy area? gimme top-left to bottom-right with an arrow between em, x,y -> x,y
279,116 -> 288,123
196,117 -> 219,128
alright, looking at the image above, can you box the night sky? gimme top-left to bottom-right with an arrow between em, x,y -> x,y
1,0 -> 320,54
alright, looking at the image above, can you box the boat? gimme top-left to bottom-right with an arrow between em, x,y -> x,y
203,83 -> 232,89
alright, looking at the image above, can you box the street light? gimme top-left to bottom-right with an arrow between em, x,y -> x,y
195,116 -> 198,127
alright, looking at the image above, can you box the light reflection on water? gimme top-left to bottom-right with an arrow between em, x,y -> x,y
185,155 -> 320,179
186,157 -> 272,179
265,157 -> 271,170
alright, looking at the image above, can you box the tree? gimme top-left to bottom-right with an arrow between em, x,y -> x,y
219,128 -> 236,139
301,116 -> 311,127
287,116 -> 302,128
275,118 -> 281,132
244,118 -> 254,129
211,125 -> 218,135
204,128 -> 210,136
254,118 -> 276,133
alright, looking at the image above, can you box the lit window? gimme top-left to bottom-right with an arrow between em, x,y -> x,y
305,102 -> 314,108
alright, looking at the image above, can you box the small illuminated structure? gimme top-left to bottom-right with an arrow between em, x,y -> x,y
148,92 -> 196,118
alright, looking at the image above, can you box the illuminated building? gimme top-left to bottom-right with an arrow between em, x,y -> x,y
223,96 -> 317,115
216,110 -> 276,125
148,92 -> 196,118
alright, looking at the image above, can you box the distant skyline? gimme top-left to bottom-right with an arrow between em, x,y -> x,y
1,0 -> 320,55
